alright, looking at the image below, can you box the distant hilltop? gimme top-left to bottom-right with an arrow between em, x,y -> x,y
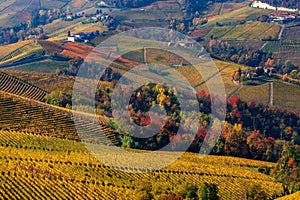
251,1 -> 299,12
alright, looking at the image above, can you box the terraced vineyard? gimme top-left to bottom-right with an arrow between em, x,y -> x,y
0,129 -> 284,199
0,90 -> 119,144
0,71 -> 47,101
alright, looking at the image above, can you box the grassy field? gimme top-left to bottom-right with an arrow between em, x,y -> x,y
0,41 -> 44,66
235,82 -> 270,105
236,80 -> 300,110
273,81 -> 300,110
9,60 -> 69,73
206,22 -> 280,40
204,6 -> 272,26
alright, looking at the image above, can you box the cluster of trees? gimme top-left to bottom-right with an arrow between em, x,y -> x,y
134,182 -> 219,200
56,56 -> 84,76
0,9 -> 61,45
104,0 -> 156,8
111,82 -> 183,150
206,40 -> 271,67
206,40 -> 298,75
103,82 -> 299,159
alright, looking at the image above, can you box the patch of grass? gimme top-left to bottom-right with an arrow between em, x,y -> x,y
235,83 -> 270,105
10,60 -> 69,73
273,81 -> 300,110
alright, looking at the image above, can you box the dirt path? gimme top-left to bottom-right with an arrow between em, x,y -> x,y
228,81 -> 243,98
218,3 -> 224,15
260,41 -> 269,50
278,24 -> 285,40
269,81 -> 273,106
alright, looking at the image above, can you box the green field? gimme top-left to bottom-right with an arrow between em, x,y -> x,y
206,22 -> 280,40
9,60 -> 69,73
204,6 -> 272,26
0,41 -> 44,66
236,80 -> 300,110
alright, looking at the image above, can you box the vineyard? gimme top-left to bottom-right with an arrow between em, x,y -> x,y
235,80 -> 300,110
282,26 -> 300,41
204,6 -> 272,26
206,22 -> 280,40
0,128 -> 284,199
0,71 -> 47,101
262,41 -> 300,66
61,42 -> 94,59
0,40 -> 44,66
0,40 -> 33,60
276,191 -> 300,200
0,69 -> 76,92
38,40 -> 64,55
0,90 -> 118,144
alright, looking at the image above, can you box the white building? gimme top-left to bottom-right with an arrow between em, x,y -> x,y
251,1 -> 299,12
67,36 -> 76,42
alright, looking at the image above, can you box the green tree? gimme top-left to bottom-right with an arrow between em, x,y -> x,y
198,183 -> 219,200
181,184 -> 198,199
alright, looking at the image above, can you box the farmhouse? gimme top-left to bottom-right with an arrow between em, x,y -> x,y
67,31 -> 100,42
178,42 -> 195,48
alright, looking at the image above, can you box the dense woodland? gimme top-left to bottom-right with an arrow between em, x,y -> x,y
115,87 -> 300,192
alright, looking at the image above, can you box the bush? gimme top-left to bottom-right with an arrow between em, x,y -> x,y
198,183 -> 219,200
246,184 -> 268,200
180,184 -> 198,199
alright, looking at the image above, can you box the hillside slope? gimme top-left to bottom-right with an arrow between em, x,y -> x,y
0,128 -> 284,199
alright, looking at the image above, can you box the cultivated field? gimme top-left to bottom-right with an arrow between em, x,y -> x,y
0,41 -> 44,66
10,60 -> 69,73
204,6 -> 272,26
235,82 -> 270,105
44,18 -> 106,41
189,26 -> 214,39
206,22 -> 280,40
282,26 -> 300,41
0,71 -> 47,101
0,0 -> 71,27
262,41 -> 300,66
236,80 -> 300,110
0,124 -> 284,200
61,42 -> 94,58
